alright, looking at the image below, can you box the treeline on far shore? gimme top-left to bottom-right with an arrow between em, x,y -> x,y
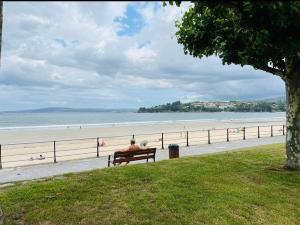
138,100 -> 286,113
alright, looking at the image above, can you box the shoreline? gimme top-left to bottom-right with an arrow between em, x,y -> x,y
0,114 -> 286,132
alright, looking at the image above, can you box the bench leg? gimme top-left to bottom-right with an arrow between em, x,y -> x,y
108,155 -> 111,167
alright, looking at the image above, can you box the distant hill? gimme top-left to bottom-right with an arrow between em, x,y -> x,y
259,96 -> 285,103
138,99 -> 286,113
3,107 -> 136,113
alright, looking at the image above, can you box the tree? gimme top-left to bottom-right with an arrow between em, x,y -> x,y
171,1 -> 300,169
0,1 -> 3,65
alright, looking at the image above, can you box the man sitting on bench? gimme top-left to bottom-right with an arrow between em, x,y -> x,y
116,139 -> 142,165
108,139 -> 155,167
123,139 -> 142,152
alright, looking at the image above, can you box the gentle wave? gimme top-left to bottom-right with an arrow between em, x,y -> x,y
0,119 -> 216,131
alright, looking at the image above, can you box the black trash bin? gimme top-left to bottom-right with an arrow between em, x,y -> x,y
168,144 -> 179,159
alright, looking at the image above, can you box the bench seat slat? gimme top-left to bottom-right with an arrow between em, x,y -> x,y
113,155 -> 155,163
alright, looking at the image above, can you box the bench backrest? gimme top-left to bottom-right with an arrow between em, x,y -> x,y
114,148 -> 156,159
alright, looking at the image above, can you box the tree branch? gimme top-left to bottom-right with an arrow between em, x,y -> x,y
256,66 -> 285,78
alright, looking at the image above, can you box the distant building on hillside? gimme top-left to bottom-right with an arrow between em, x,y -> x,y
191,101 -> 236,108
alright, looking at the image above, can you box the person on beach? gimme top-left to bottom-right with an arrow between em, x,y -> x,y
99,139 -> 107,147
29,154 -> 45,161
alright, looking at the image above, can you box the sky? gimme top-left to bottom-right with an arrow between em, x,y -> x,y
0,2 -> 285,111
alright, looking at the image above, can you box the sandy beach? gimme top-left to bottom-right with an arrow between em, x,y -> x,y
0,118 -> 285,168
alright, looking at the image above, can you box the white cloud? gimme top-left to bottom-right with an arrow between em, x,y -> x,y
125,46 -> 157,63
0,2 -> 285,110
116,75 -> 173,89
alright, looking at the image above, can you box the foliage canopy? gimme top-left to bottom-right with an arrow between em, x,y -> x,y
174,1 -> 300,80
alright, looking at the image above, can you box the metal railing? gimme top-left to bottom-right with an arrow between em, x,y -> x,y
0,124 -> 286,169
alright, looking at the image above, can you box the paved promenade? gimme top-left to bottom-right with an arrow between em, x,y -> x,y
0,136 -> 285,184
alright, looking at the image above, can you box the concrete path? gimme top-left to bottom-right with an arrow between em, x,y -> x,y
0,136 -> 285,184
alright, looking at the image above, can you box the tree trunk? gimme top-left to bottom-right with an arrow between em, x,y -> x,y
0,1 -> 2,66
285,77 -> 300,170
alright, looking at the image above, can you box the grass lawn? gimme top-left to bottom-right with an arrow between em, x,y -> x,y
0,144 -> 300,225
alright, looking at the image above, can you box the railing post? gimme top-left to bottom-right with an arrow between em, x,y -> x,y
53,141 -> 57,163
97,137 -> 99,158
186,131 -> 189,147
271,125 -> 273,137
227,128 -> 229,142
243,127 -> 246,140
258,126 -> 260,138
208,130 -> 211,144
283,125 -> 285,135
161,133 -> 164,149
0,144 -> 2,169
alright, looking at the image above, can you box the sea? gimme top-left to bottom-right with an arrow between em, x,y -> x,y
0,111 -> 286,131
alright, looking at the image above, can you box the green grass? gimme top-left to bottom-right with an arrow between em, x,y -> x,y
0,144 -> 300,225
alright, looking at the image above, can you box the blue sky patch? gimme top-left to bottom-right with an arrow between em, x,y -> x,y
114,3 -> 146,37
151,2 -> 161,12
138,41 -> 151,49
54,38 -> 67,48
72,40 -> 79,45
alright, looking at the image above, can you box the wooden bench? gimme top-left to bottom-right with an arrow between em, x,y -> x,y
108,148 -> 156,167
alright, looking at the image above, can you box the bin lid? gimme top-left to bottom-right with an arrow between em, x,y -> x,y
168,144 -> 179,147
